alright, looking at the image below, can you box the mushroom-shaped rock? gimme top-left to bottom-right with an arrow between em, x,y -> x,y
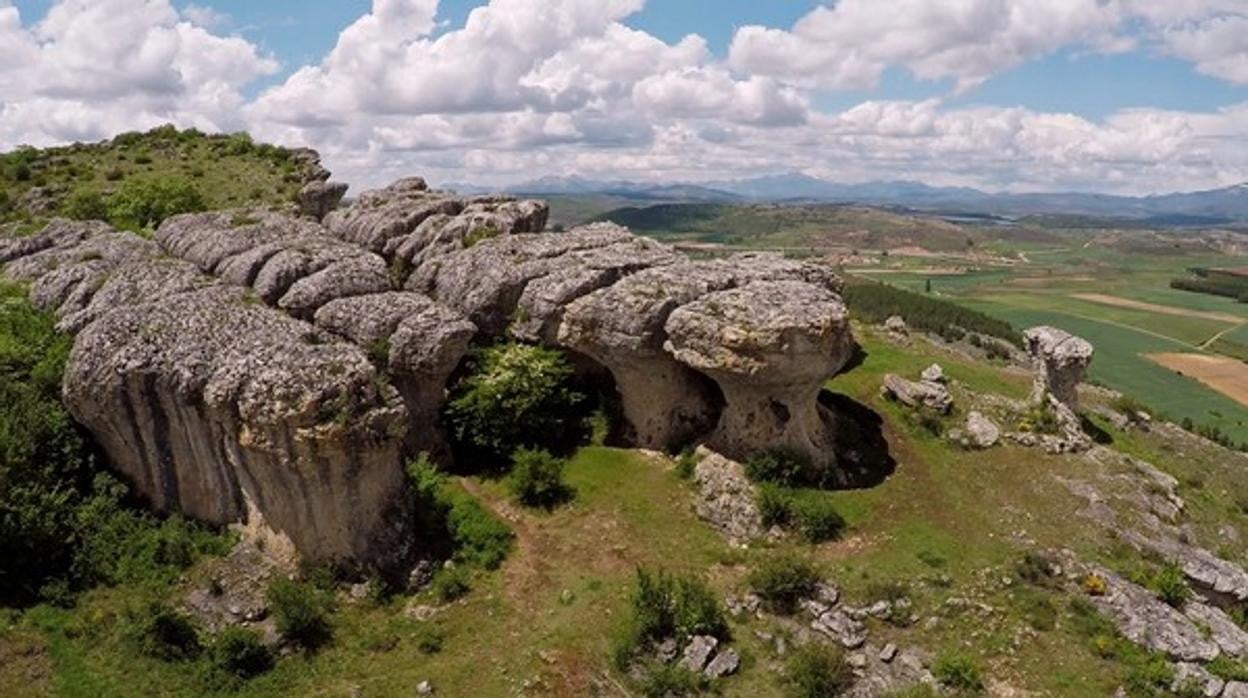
664,280 -> 854,465
1024,326 -> 1093,411
558,262 -> 738,449
63,284 -> 414,574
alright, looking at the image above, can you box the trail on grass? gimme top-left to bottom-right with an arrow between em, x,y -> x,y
457,478 -> 548,606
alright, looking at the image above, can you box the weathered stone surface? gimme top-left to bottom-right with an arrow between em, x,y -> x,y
813,609 -> 867,649
1025,325 -> 1094,410
881,374 -> 953,414
299,181 -> 348,221
57,257 -> 217,333
0,218 -> 108,265
920,364 -> 946,384
679,635 -> 719,672
62,283 -> 413,573
1087,566 -> 1220,662
665,280 -> 854,464
884,315 -> 908,336
964,411 -> 1001,449
1122,530 -> 1248,604
410,223 -> 678,338
704,648 -> 740,678
1226,681 -> 1248,697
691,448 -> 765,542
1172,662 -> 1226,698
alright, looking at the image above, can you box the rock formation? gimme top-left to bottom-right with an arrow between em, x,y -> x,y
0,167 -> 859,572
1024,325 -> 1094,411
880,371 -> 953,414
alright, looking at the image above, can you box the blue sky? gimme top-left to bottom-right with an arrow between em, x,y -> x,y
3,0 -> 1248,192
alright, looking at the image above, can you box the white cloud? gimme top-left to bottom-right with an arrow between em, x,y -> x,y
1163,15 -> 1248,85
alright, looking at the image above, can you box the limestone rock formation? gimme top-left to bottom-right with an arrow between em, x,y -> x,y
299,181 -> 349,221
963,411 -> 1001,449
665,280 -> 853,463
2,168 -> 862,572
691,448 -> 767,543
1024,325 -> 1094,410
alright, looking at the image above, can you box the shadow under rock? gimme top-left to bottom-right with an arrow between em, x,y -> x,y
819,389 -> 897,490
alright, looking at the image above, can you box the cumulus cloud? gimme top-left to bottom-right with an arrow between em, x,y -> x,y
1,0 -> 1247,194
0,0 -> 277,147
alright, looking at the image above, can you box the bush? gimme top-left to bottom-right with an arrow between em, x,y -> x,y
614,568 -> 729,668
443,342 -> 588,465
208,626 -> 273,681
638,663 -> 707,698
267,579 -> 334,649
404,456 -> 514,570
122,601 -> 201,661
414,626 -> 445,655
748,555 -> 821,615
933,652 -> 984,691
1151,563 -> 1191,608
1015,551 -> 1059,587
507,448 -> 572,509
674,449 -> 698,480
106,177 -> 205,230
432,566 -> 471,602
745,448 -> 817,488
756,485 -> 845,543
62,188 -> 108,221
784,644 -> 854,697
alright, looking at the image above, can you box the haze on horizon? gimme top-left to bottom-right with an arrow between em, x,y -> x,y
2,0 -> 1248,195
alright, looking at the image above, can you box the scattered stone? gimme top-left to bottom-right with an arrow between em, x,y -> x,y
964,411 -> 1001,449
679,635 -> 719,673
920,364 -> 946,384
813,609 -> 867,649
416,680 -> 434,695
1225,682 -> 1248,697
884,315 -> 908,337
656,638 -> 679,664
704,648 -> 740,678
881,374 -> 953,414
815,582 -> 841,606
879,643 -> 898,663
1172,662 -> 1225,697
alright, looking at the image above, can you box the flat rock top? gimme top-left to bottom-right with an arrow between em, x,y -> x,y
1024,326 -> 1094,361
664,280 -> 850,380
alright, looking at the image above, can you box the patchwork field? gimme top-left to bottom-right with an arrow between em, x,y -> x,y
1148,352 -> 1248,407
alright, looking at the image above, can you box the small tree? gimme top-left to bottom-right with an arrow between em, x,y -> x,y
106,177 -> 205,230
507,448 -> 572,509
443,342 -> 587,464
266,579 -> 333,650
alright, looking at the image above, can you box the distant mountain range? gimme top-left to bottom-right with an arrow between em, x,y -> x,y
445,173 -> 1248,223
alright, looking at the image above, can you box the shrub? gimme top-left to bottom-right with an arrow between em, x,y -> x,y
507,448 -> 572,509
638,664 -> 707,697
106,177 -> 205,230
1124,654 -> 1175,697
404,456 -> 514,570
442,342 -> 588,464
464,225 -> 500,248
1015,551 -> 1058,586
267,579 -> 334,649
414,626 -> 445,655
674,449 -> 698,480
122,601 -> 201,661
748,555 -> 820,615
62,188 -> 108,221
755,486 -> 845,543
208,626 -> 273,681
784,644 -> 854,697
933,652 -> 984,691
1151,563 -> 1191,608
432,566 -> 471,602
614,568 -> 729,668
745,448 -> 815,488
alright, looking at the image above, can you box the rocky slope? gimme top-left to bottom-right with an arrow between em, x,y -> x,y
0,170 -> 860,573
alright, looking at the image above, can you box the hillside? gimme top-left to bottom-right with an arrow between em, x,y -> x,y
3,134 -> 1248,698
0,125 -> 328,233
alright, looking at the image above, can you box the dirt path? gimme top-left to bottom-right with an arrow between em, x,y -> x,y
1201,323 -> 1248,350
1147,353 -> 1248,407
1072,293 -> 1246,324
456,478 -> 550,607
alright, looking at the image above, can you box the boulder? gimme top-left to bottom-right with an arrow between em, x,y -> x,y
704,648 -> 740,678
298,181 -> 349,221
881,374 -> 953,414
884,315 -> 908,336
665,280 -> 854,464
920,364 -> 946,384
679,635 -> 719,672
1024,326 -> 1093,411
691,448 -> 766,542
964,411 -> 1001,449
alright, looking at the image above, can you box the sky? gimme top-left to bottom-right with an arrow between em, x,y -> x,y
2,1 -> 1248,194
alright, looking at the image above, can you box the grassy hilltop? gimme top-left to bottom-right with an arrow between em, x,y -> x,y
0,125 -> 321,234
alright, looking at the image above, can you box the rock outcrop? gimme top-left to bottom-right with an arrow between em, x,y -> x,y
1025,326 -> 1094,411
880,373 -> 953,414
1,169 -> 860,572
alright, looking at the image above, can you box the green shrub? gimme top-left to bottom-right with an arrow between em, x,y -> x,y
1015,551 -> 1058,587
208,626 -> 272,681
748,555 -> 820,615
415,626 -> 445,655
507,448 -> 572,509
784,644 -> 854,697
638,663 -> 707,698
62,188 -> 108,221
464,225 -> 500,248
267,579 -> 334,649
404,456 -> 514,570
674,449 -> 698,480
1124,654 -> 1175,697
1151,563 -> 1191,608
755,485 -> 845,543
745,448 -> 815,487
443,342 -> 588,464
122,601 -> 201,661
933,652 -> 984,691
433,566 -> 471,602
614,568 -> 729,668
106,177 -> 205,230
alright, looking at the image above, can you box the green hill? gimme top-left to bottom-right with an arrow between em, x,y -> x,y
0,125 -> 324,233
